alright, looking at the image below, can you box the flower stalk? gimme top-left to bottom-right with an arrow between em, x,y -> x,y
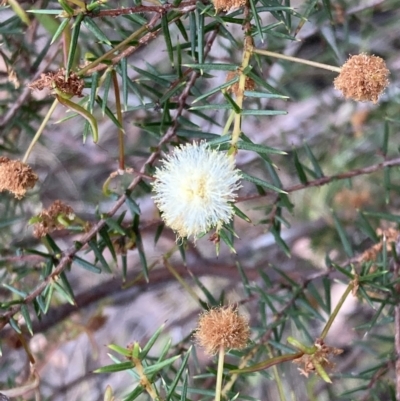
215,346 -> 225,401
251,47 -> 342,73
23,99 -> 58,163
320,281 -> 354,340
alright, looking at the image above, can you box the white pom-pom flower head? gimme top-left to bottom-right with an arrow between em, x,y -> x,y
152,142 -> 242,240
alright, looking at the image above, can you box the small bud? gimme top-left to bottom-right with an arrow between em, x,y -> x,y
194,305 -> 250,355
0,157 -> 38,199
334,54 -> 389,103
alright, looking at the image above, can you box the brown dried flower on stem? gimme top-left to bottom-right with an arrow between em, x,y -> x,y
213,0 -> 246,12
359,227 -> 400,263
0,157 -> 38,199
29,68 -> 84,98
32,200 -> 75,238
293,338 -> 343,380
226,71 -> 255,96
194,305 -> 250,355
334,54 -> 389,103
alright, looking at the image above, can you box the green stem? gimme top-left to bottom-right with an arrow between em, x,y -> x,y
77,25 -> 150,76
112,70 -> 125,170
215,346 -> 225,401
269,346 -> 287,401
320,282 -> 354,340
252,48 -> 342,73
132,355 -> 159,400
22,99 -> 58,163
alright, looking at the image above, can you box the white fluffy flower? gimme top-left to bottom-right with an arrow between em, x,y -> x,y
152,142 -> 242,240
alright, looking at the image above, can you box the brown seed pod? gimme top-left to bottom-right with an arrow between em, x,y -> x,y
334,54 -> 389,103
194,305 -> 250,355
0,157 -> 38,199
213,0 -> 246,12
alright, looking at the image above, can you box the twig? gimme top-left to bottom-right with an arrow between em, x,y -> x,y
236,156 -> 400,202
77,18 -> 156,76
90,1 -> 199,16
83,14 -> 162,75
359,364 -> 389,401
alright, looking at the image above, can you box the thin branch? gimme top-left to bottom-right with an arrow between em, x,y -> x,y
237,156 -> 400,203
90,1 -> 199,16
359,363 -> 390,401
83,14 -> 162,75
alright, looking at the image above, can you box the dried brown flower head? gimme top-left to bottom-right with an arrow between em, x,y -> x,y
333,187 -> 371,219
334,54 -> 390,103
0,157 -> 38,199
29,68 -> 84,98
226,71 -> 255,95
293,338 -> 343,379
213,0 -> 246,12
359,227 -> 400,263
33,200 -> 75,238
194,306 -> 250,355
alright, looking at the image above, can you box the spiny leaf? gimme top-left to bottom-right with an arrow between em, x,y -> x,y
94,361 -> 134,374
66,13 -> 84,76
50,17 -> 69,45
140,324 -> 165,359
332,211 -> 354,258
236,140 -> 287,155
83,17 -> 112,45
73,256 -> 101,274
241,172 -> 287,194
143,355 -> 181,376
